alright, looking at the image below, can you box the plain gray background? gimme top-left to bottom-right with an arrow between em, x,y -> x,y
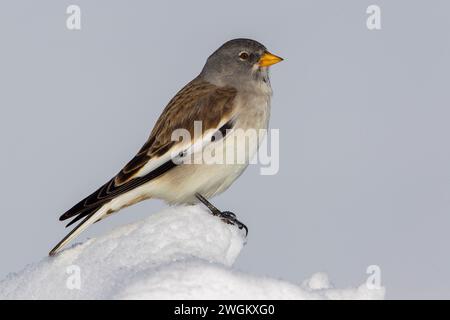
1,0 -> 449,299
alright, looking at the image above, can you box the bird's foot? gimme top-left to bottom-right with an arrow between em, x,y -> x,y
214,210 -> 248,236
195,193 -> 248,236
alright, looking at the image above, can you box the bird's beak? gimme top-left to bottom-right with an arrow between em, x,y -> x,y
258,51 -> 283,67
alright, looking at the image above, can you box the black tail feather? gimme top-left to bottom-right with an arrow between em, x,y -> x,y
64,205 -> 103,227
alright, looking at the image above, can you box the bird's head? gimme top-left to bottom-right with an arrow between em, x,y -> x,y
200,38 -> 283,89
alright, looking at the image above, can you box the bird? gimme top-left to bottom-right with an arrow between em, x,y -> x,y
49,38 -> 283,256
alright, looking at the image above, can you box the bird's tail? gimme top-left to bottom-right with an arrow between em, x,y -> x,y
49,205 -> 110,256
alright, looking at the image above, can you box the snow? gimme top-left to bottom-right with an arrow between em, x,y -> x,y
0,205 -> 385,299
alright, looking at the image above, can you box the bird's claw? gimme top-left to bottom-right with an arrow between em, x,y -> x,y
218,211 -> 248,236
194,193 -> 248,236
220,211 -> 236,219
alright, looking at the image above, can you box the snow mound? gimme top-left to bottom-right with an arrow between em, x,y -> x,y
0,205 -> 385,299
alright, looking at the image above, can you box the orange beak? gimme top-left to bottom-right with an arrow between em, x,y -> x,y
258,51 -> 283,67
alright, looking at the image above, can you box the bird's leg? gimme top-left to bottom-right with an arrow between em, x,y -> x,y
195,193 -> 248,236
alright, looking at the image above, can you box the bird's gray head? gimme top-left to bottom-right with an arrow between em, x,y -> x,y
200,39 -> 283,90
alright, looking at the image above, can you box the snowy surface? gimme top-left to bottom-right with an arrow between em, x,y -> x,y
0,205 -> 384,299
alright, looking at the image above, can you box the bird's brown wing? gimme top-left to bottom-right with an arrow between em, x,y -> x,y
59,78 -> 237,226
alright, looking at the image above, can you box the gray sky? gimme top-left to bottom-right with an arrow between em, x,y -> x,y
1,0 -> 449,299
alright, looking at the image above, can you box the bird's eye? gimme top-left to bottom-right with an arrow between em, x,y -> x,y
239,51 -> 249,60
